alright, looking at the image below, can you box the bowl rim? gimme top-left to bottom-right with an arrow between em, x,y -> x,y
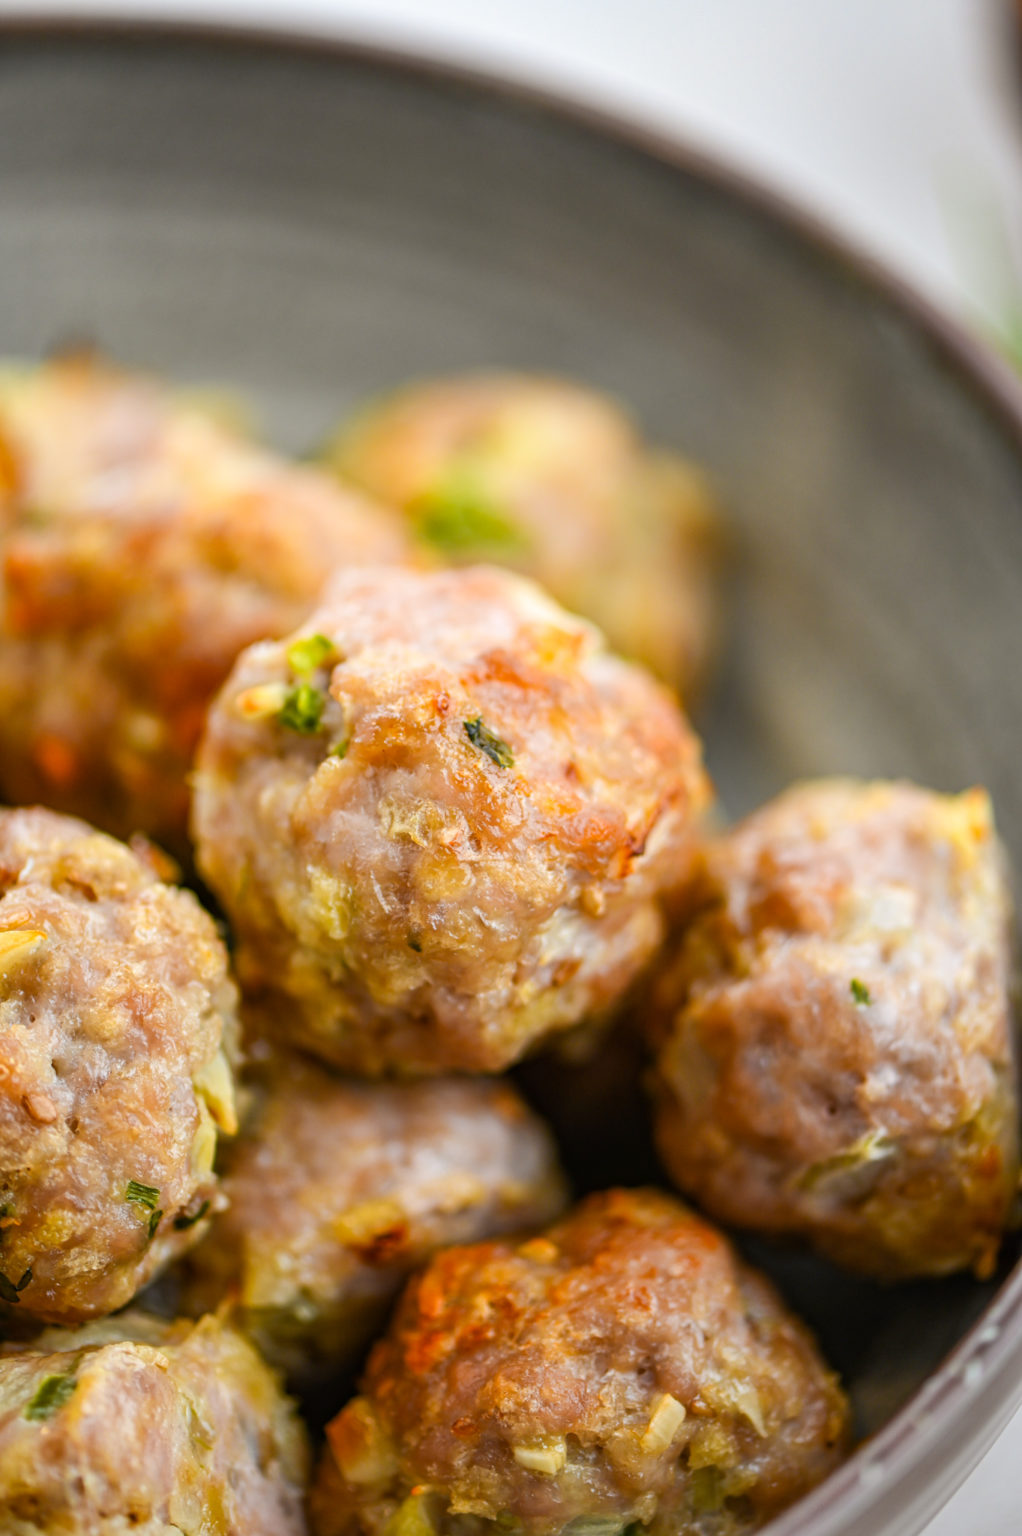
3,15 -> 1022,1533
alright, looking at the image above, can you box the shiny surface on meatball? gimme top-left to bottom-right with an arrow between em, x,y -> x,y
193,564 -> 711,1075
0,354 -> 408,854
0,1310 -> 308,1534
326,374 -> 720,696
311,1188 -> 847,1536
0,807 -> 238,1323
651,779 -> 1020,1280
184,1055 -> 568,1379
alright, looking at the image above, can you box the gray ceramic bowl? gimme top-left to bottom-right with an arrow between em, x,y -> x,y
1,20 -> 1021,1535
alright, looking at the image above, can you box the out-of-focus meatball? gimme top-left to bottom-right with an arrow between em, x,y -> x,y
0,353 -> 409,856
311,1188 -> 848,1536
0,1310 -> 308,1534
0,807 -> 239,1324
184,1055 -> 567,1380
193,564 -> 711,1075
650,779 -> 1020,1281
325,374 -> 721,696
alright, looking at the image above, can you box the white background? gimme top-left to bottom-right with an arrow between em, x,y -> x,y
2,0 -> 1021,1529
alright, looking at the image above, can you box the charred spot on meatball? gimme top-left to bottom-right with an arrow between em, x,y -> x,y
310,1188 -> 848,1536
649,778 -> 1020,1281
192,564 -> 711,1076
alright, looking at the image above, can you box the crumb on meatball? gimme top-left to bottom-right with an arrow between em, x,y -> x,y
0,807 -> 239,1324
183,1054 -> 568,1381
0,352 -> 409,855
650,779 -> 1020,1280
0,1310 -> 309,1534
311,1188 -> 848,1536
192,564 -> 712,1076
325,373 -> 722,696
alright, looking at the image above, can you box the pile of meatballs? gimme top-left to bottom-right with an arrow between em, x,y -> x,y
0,353 -> 1016,1536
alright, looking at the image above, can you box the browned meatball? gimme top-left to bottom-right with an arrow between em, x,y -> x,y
0,1310 -> 308,1533
0,354 -> 409,856
311,1188 -> 847,1536
183,1054 -> 568,1380
192,564 -> 711,1076
650,779 -> 1020,1280
0,807 -> 239,1324
326,374 -> 721,696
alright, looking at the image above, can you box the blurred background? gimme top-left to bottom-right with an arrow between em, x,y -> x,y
1,0 -> 1020,1528
1,0 -> 1021,354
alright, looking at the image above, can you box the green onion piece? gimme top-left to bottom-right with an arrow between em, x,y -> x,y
277,684 -> 324,735
24,1372 -> 77,1421
690,1466 -> 727,1514
286,633 -> 335,676
125,1180 -> 160,1211
850,978 -> 871,1006
0,1266 -> 32,1305
797,1130 -> 895,1192
147,1209 -> 163,1241
464,716 -> 514,769
414,475 -> 524,557
173,1199 -> 211,1232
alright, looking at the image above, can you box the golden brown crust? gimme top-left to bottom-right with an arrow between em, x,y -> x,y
650,778 -> 1020,1280
311,1189 -> 847,1536
193,564 -> 712,1075
327,374 -> 722,696
0,806 -> 239,1323
0,354 -> 409,855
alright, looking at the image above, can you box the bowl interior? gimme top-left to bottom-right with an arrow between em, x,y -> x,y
0,19 -> 1020,1518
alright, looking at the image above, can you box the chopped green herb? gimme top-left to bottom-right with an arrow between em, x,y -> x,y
125,1180 -> 160,1211
850,978 -> 871,1006
24,1372 -> 77,1421
277,683 -> 324,735
286,633 -> 335,676
562,1522 -> 635,1536
173,1199 -> 210,1232
19,507 -> 53,529
689,1466 -> 727,1515
0,1267 -> 32,1305
464,717 -> 514,769
126,1180 -> 163,1240
797,1130 -> 896,1192
414,475 -> 524,558
329,736 -> 350,760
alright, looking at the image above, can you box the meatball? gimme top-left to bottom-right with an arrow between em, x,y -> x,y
193,564 -> 711,1075
0,1310 -> 308,1533
650,779 -> 1020,1280
310,1188 -> 848,1536
184,1055 -> 568,1381
0,353 -> 409,856
0,807 -> 239,1324
325,374 -> 721,696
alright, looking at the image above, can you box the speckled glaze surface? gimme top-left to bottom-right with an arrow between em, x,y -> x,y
0,21 -> 1021,1536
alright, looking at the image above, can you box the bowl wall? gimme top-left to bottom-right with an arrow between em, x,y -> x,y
0,24 -> 1021,1535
